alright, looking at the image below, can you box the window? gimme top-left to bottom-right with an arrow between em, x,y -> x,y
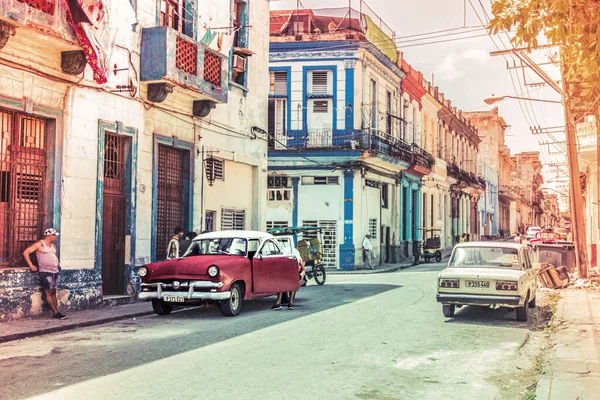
270,71 -> 287,95
160,0 -> 192,37
231,0 -> 250,87
313,101 -> 328,113
386,91 -> 392,135
0,109 -> 49,264
371,79 -> 377,130
267,176 -> 290,201
301,176 -> 339,185
365,179 -> 380,188
221,208 -> 245,230
382,183 -> 388,208
206,158 -> 224,182
267,221 -> 288,230
260,240 -> 282,256
205,210 -> 215,232
311,71 -> 329,94
369,218 -> 378,239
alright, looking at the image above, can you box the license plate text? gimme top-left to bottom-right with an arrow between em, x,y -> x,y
465,280 -> 490,288
164,296 -> 185,302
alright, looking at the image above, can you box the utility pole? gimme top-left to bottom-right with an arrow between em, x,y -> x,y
562,75 -> 589,278
490,47 -> 589,278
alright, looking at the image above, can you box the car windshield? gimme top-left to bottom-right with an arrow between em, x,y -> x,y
448,246 -> 521,268
183,238 -> 248,257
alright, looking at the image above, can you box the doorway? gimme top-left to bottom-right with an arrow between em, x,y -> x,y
101,133 -> 129,295
155,145 -> 185,260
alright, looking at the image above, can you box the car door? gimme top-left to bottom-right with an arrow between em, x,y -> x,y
522,249 -> 537,298
252,239 -> 299,293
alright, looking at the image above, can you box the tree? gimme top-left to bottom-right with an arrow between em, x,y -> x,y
489,0 -> 600,110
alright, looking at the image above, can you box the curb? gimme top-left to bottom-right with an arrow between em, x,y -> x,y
0,310 -> 154,344
328,262 -> 420,275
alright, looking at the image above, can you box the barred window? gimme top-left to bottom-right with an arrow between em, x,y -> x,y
369,218 -> 378,239
221,208 -> 245,230
267,176 -> 289,188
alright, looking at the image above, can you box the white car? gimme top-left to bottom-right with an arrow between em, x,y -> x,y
525,226 -> 542,241
436,242 -> 538,321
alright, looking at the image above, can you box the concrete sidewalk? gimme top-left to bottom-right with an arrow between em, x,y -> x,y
0,301 -> 154,344
536,289 -> 600,400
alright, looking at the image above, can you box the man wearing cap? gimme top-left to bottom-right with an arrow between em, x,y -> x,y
362,233 -> 375,270
23,228 -> 67,320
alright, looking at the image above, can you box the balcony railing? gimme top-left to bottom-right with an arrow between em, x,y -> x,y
140,26 -> 228,103
446,163 -> 486,189
268,129 -> 433,168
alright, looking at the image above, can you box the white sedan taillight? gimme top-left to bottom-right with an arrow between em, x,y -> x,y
496,281 -> 518,291
439,279 -> 459,288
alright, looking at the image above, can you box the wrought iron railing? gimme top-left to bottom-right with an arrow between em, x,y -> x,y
268,129 -> 431,164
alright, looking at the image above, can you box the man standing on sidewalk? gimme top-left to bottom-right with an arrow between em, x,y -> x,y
362,234 -> 375,269
23,228 -> 68,320
166,226 -> 184,259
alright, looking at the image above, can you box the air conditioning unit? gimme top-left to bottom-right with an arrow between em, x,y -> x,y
232,54 -> 246,73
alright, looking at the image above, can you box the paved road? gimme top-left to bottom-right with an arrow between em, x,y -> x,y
1,262 -> 538,400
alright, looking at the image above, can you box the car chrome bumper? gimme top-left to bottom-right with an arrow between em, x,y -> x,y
436,293 -> 523,307
138,281 -> 230,301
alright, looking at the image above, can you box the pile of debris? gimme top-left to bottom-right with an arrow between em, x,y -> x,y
568,268 -> 600,290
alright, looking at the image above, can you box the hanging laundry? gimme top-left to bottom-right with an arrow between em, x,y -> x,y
200,29 -> 217,46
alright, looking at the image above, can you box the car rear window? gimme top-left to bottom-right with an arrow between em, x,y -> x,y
449,247 -> 521,269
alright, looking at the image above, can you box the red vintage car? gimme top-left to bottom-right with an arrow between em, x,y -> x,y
138,231 -> 300,316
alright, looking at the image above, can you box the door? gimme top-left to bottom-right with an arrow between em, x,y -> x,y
155,145 -> 185,260
102,133 -> 128,294
252,239 -> 298,293
386,226 -> 391,263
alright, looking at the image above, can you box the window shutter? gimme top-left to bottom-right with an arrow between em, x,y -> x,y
221,208 -> 245,230
313,101 -> 328,113
311,71 -> 328,94
271,71 -> 287,95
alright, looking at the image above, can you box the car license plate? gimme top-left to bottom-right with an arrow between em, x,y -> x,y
465,280 -> 490,288
164,296 -> 185,302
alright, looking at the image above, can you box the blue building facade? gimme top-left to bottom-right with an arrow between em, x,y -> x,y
266,11 -> 433,270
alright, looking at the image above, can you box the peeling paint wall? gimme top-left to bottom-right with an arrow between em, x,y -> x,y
0,0 -> 271,321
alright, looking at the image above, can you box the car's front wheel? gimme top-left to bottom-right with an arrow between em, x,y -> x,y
442,304 -> 455,317
516,295 -> 529,321
151,299 -> 172,315
219,282 -> 243,317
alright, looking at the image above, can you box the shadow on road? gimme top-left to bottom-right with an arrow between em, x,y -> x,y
0,283 -> 402,400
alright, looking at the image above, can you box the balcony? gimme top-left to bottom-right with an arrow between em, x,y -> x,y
268,130 -> 433,168
0,1 -> 88,78
446,163 -> 485,189
140,26 -> 228,108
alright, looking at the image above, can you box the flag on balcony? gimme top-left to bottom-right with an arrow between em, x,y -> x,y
64,0 -> 108,84
17,0 -> 56,15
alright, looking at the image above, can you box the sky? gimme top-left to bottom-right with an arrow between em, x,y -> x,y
269,0 -> 570,207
